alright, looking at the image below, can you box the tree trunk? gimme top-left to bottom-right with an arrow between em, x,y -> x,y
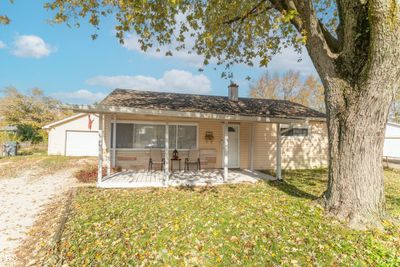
297,0 -> 400,229
322,80 -> 393,229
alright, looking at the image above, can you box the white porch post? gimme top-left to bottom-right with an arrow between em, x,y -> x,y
223,121 -> 229,181
112,115 -> 117,168
164,122 -> 170,183
106,115 -> 111,177
97,114 -> 104,185
276,123 -> 282,180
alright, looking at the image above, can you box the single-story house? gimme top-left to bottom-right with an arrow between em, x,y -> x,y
383,122 -> 400,159
66,83 -> 328,187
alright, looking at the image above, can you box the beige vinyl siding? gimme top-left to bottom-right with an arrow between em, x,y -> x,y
239,122 -> 251,169
198,120 -> 222,169
102,114 -> 328,171
281,121 -> 328,169
253,123 -> 277,170
252,121 -> 328,170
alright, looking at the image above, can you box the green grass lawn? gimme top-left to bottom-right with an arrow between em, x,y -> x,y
58,169 -> 400,266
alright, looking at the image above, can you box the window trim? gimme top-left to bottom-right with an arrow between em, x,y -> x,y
110,120 -> 199,150
280,125 -> 310,138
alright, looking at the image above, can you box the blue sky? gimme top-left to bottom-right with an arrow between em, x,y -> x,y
0,1 -> 317,104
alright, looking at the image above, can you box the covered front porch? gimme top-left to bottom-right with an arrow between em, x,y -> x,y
99,169 -> 275,188
94,114 -> 290,188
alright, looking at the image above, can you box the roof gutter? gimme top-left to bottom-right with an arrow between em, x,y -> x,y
65,104 -> 326,124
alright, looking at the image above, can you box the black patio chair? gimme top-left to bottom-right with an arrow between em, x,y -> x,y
184,149 -> 200,171
148,148 -> 165,171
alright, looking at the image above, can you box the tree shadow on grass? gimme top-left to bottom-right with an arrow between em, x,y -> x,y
260,169 -> 327,200
265,179 -> 319,200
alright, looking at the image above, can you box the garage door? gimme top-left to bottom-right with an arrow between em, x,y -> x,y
66,131 -> 98,156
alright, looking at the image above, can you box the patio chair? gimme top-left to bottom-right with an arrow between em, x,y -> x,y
184,149 -> 200,171
148,148 -> 165,171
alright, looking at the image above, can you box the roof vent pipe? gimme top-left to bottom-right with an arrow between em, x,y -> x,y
228,82 -> 239,101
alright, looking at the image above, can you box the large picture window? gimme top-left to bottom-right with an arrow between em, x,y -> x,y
111,123 -> 197,149
133,124 -> 165,148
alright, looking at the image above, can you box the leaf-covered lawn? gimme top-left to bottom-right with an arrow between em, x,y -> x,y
58,169 -> 400,266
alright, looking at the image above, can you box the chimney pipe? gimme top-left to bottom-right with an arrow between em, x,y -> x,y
228,82 -> 239,101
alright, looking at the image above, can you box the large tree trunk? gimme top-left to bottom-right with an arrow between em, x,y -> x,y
293,0 -> 400,228
322,80 -> 393,229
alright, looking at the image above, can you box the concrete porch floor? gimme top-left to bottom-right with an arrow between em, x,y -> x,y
99,169 -> 275,188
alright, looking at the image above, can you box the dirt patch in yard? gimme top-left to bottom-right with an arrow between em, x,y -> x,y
0,156 -> 96,265
14,188 -> 80,267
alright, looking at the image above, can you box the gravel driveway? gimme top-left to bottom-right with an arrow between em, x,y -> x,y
0,169 -> 78,265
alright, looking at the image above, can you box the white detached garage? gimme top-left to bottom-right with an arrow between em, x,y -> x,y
43,113 -> 99,156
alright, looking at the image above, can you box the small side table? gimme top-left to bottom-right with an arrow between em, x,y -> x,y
170,158 -> 182,171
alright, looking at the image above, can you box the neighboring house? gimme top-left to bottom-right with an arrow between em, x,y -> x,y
68,84 -> 329,186
383,122 -> 400,159
43,113 -> 99,156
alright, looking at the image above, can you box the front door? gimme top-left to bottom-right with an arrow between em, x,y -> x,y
227,125 -> 239,168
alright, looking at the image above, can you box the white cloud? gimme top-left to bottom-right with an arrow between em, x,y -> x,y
86,69 -> 212,94
0,40 -> 5,49
11,35 -> 54,58
53,89 -> 106,104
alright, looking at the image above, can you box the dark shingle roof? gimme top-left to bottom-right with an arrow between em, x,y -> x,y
100,89 -> 325,120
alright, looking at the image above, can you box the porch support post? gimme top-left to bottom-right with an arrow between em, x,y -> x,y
97,114 -> 104,185
106,115 -> 111,177
164,122 -> 170,183
112,115 -> 117,168
276,123 -> 282,180
223,121 -> 228,181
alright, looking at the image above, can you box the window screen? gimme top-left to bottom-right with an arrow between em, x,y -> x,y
168,125 -> 177,149
111,123 -> 197,149
177,125 -> 197,149
133,124 -> 165,148
116,123 -> 134,148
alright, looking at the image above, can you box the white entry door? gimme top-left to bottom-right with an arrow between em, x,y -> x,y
227,125 -> 239,168
66,131 -> 98,156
